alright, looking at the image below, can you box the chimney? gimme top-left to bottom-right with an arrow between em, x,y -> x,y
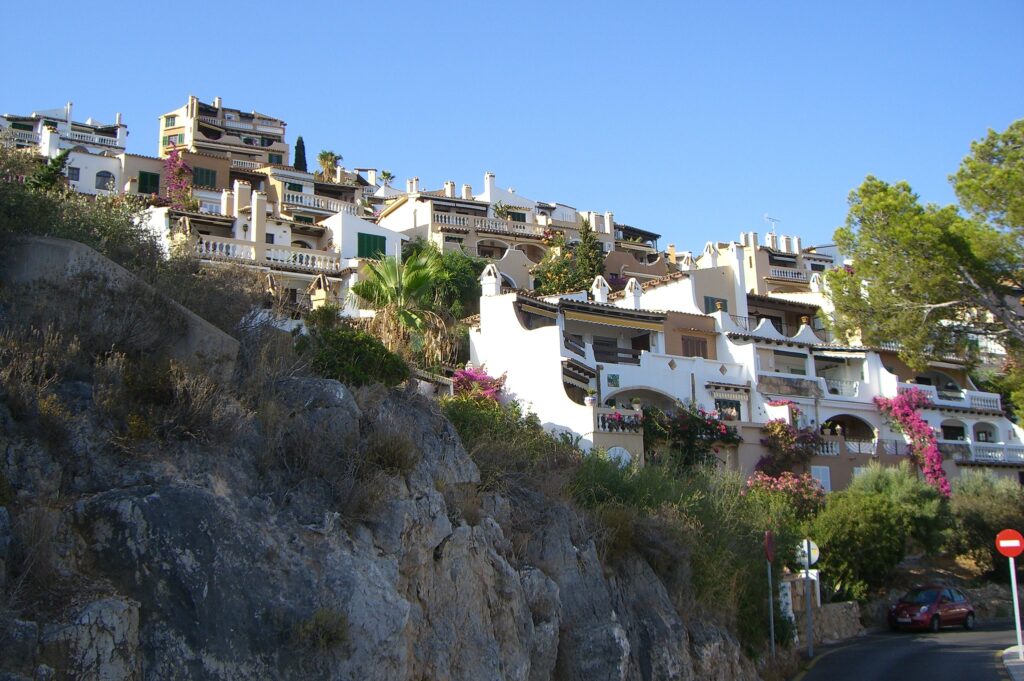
406,179 -> 414,193
792,236 -> 802,253
624,278 -> 643,310
213,96 -> 222,109
115,112 -> 122,125
780,235 -> 791,253
480,263 -> 502,297
65,101 -> 73,125
667,244 -> 677,264
233,180 -> 251,218
334,166 -> 344,183
251,191 -> 268,252
765,233 -> 777,250
444,181 -> 455,198
591,276 -> 610,304
484,171 -> 495,195
604,211 -> 614,235
411,177 -> 420,194
221,189 -> 234,217
462,184 -> 472,200
366,169 -> 377,187
750,232 -> 759,248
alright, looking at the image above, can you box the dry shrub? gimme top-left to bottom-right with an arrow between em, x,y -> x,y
443,483 -> 483,527
292,607 -> 349,651
361,426 -> 418,477
234,324 -> 307,405
8,506 -> 60,606
154,258 -> 268,338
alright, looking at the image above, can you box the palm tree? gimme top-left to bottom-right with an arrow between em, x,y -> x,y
379,170 -> 394,187
316,150 -> 341,182
351,251 -> 456,366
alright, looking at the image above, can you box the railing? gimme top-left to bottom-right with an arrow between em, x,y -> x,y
817,436 -> 878,456
768,266 -> 809,282
937,440 -> 972,458
879,438 -> 911,456
824,378 -> 858,397
897,383 -> 1002,412
594,347 -> 642,365
283,191 -> 354,213
962,444 -> 1024,463
66,130 -> 122,148
10,129 -> 39,144
818,439 -> 840,456
595,407 -> 644,433
969,393 -> 1002,410
195,236 -> 255,261
563,334 -> 585,357
845,438 -> 876,455
198,115 -> 222,125
231,159 -> 262,170
224,119 -> 255,131
266,246 -> 343,273
433,212 -> 472,227
729,314 -> 796,336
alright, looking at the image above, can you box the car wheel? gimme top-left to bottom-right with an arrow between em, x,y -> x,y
929,615 -> 941,633
964,613 -> 976,630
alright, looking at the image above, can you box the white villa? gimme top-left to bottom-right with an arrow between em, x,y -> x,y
469,231 -> 1024,491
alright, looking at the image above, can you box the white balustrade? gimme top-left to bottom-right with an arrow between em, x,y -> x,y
198,115 -> 221,125
433,212 -> 471,227
224,120 -> 255,131
66,130 -> 122,148
768,266 -> 809,282
824,378 -> 858,397
265,246 -> 342,272
231,159 -> 262,170
968,392 -> 1002,411
283,191 -> 346,212
11,129 -> 39,144
195,236 -> 255,261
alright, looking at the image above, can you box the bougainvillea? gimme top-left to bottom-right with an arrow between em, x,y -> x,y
164,144 -> 197,211
874,388 -> 950,496
756,418 -> 824,476
745,471 -> 826,520
451,366 -> 506,401
642,403 -> 742,472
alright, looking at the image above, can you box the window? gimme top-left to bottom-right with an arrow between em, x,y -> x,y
193,167 -> 217,189
268,153 -> 283,164
680,335 -> 709,358
286,182 -> 303,192
138,171 -> 159,194
810,263 -> 826,272
941,425 -> 965,441
94,171 -> 115,190
294,215 -> 314,224
810,465 -> 831,493
265,233 -> 275,245
162,133 -> 184,146
714,398 -> 741,422
508,211 -> 526,223
357,233 -> 387,258
66,167 -> 80,181
199,201 -> 220,214
703,296 -> 728,313
11,122 -> 33,131
164,115 -> 176,127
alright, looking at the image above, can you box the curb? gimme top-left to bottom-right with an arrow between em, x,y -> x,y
1004,646 -> 1024,681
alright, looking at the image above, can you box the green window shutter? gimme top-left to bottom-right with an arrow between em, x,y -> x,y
269,153 -> 283,164
138,171 -> 160,194
12,122 -> 33,131
193,167 -> 217,189
357,233 -> 387,258
703,296 -> 727,313
286,182 -> 303,192
177,133 -> 184,144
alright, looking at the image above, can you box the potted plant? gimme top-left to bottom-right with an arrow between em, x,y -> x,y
631,397 -> 642,411
584,388 -> 597,407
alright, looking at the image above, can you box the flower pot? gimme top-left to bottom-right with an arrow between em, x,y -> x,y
584,396 -> 597,407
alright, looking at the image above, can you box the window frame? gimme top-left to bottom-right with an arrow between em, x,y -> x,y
66,166 -> 80,181
357,232 -> 387,259
94,170 -> 115,191
192,167 -> 217,189
137,170 -> 160,194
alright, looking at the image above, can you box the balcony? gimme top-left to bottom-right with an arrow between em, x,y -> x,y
283,192 -> 358,215
767,266 -> 809,282
595,407 -> 644,434
10,129 -> 39,145
594,346 -> 642,365
195,235 -> 343,274
757,372 -> 823,398
231,159 -> 263,170
824,378 -> 858,397
957,444 -> 1024,464
897,383 -> 1002,412
431,213 -> 545,238
65,130 -> 123,148
816,436 -> 880,457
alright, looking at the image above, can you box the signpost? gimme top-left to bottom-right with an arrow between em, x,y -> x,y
765,531 -> 775,659
997,529 -> 1024,661
797,539 -> 820,658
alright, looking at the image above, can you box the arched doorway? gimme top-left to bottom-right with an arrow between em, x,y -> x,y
823,413 -> 875,440
940,418 -> 967,441
974,421 -> 999,443
476,238 -> 509,259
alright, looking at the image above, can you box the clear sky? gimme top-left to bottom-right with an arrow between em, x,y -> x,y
5,1 -> 1022,251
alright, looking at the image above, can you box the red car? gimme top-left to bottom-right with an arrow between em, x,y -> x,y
888,585 -> 976,632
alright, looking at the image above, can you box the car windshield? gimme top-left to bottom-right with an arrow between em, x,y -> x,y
902,589 -> 939,604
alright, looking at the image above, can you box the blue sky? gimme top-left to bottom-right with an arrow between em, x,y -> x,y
5,1 -> 1022,251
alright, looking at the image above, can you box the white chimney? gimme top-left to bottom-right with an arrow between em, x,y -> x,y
444,180 -> 455,198
462,184 -> 472,200
591,276 -> 610,304
750,232 -> 759,248
115,112 -> 122,125
484,171 -> 495,195
765,233 -> 777,250
406,179 -> 414,193
624,278 -> 643,310
780,235 -> 791,253
792,236 -> 802,253
366,169 -> 377,187
411,177 -> 419,194
604,211 -> 614,234
480,263 -> 502,297
213,96 -> 222,109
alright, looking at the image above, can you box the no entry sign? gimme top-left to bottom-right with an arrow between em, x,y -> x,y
997,529 -> 1024,558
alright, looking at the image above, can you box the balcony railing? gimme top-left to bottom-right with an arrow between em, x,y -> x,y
10,129 -> 39,145
66,130 -> 122,148
230,159 -> 263,170
817,436 -> 879,457
198,115 -> 222,126
897,383 -> 1002,412
595,407 -> 644,433
196,236 -> 255,261
195,235 -> 342,273
563,334 -> 586,357
431,213 -> 546,237
768,266 -> 809,282
961,444 -> 1024,464
731,315 -> 794,336
594,346 -> 642,365
283,191 -> 358,214
265,246 -> 343,273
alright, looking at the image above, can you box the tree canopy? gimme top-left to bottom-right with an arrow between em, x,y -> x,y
827,119 -> 1024,370
531,220 -> 605,295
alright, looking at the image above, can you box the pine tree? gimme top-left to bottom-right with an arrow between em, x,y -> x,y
573,219 -> 605,285
27,149 -> 70,191
294,136 -> 307,172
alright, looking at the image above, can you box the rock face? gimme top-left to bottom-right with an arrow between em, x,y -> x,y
0,380 -> 759,681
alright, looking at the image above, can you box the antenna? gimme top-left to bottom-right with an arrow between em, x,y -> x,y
763,214 -> 779,235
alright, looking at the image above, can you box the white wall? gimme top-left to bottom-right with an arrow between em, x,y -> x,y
323,211 -> 405,260
65,151 -> 121,196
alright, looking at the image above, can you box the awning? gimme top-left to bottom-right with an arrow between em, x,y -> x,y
815,350 -> 866,360
521,303 -> 558,319
564,310 -> 663,331
711,390 -> 750,401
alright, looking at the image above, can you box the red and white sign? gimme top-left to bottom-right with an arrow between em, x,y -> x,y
996,529 -> 1024,558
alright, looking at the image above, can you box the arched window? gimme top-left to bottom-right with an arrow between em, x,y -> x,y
94,171 -> 115,190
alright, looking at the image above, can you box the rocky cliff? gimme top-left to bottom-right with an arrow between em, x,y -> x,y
0,374 -> 761,681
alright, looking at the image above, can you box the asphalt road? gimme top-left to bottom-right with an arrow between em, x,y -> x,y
796,622 -> 1017,681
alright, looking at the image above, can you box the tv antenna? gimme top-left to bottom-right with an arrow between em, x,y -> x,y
763,214 -> 779,235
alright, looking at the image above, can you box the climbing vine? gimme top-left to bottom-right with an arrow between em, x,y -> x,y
874,388 -> 950,496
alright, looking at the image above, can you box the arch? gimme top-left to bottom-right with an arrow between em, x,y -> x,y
973,421 -> 999,443
291,240 -> 313,249
94,170 -> 115,190
823,413 -> 875,440
603,387 -> 677,411
940,418 -> 967,441
476,238 -> 510,259
606,446 -> 633,467
500,273 -> 517,289
915,370 -> 962,392
515,242 -> 546,263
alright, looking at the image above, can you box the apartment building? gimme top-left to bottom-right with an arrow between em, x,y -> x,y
157,96 -> 289,167
377,171 -> 670,291
468,232 -> 1024,491
1,102 -> 127,155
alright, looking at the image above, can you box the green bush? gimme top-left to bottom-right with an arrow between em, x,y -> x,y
293,607 -> 348,651
301,322 -> 409,388
845,461 -> 949,554
811,490 -> 907,601
948,470 -> 1024,576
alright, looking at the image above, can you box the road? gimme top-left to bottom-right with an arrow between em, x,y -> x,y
796,622 -> 1016,681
